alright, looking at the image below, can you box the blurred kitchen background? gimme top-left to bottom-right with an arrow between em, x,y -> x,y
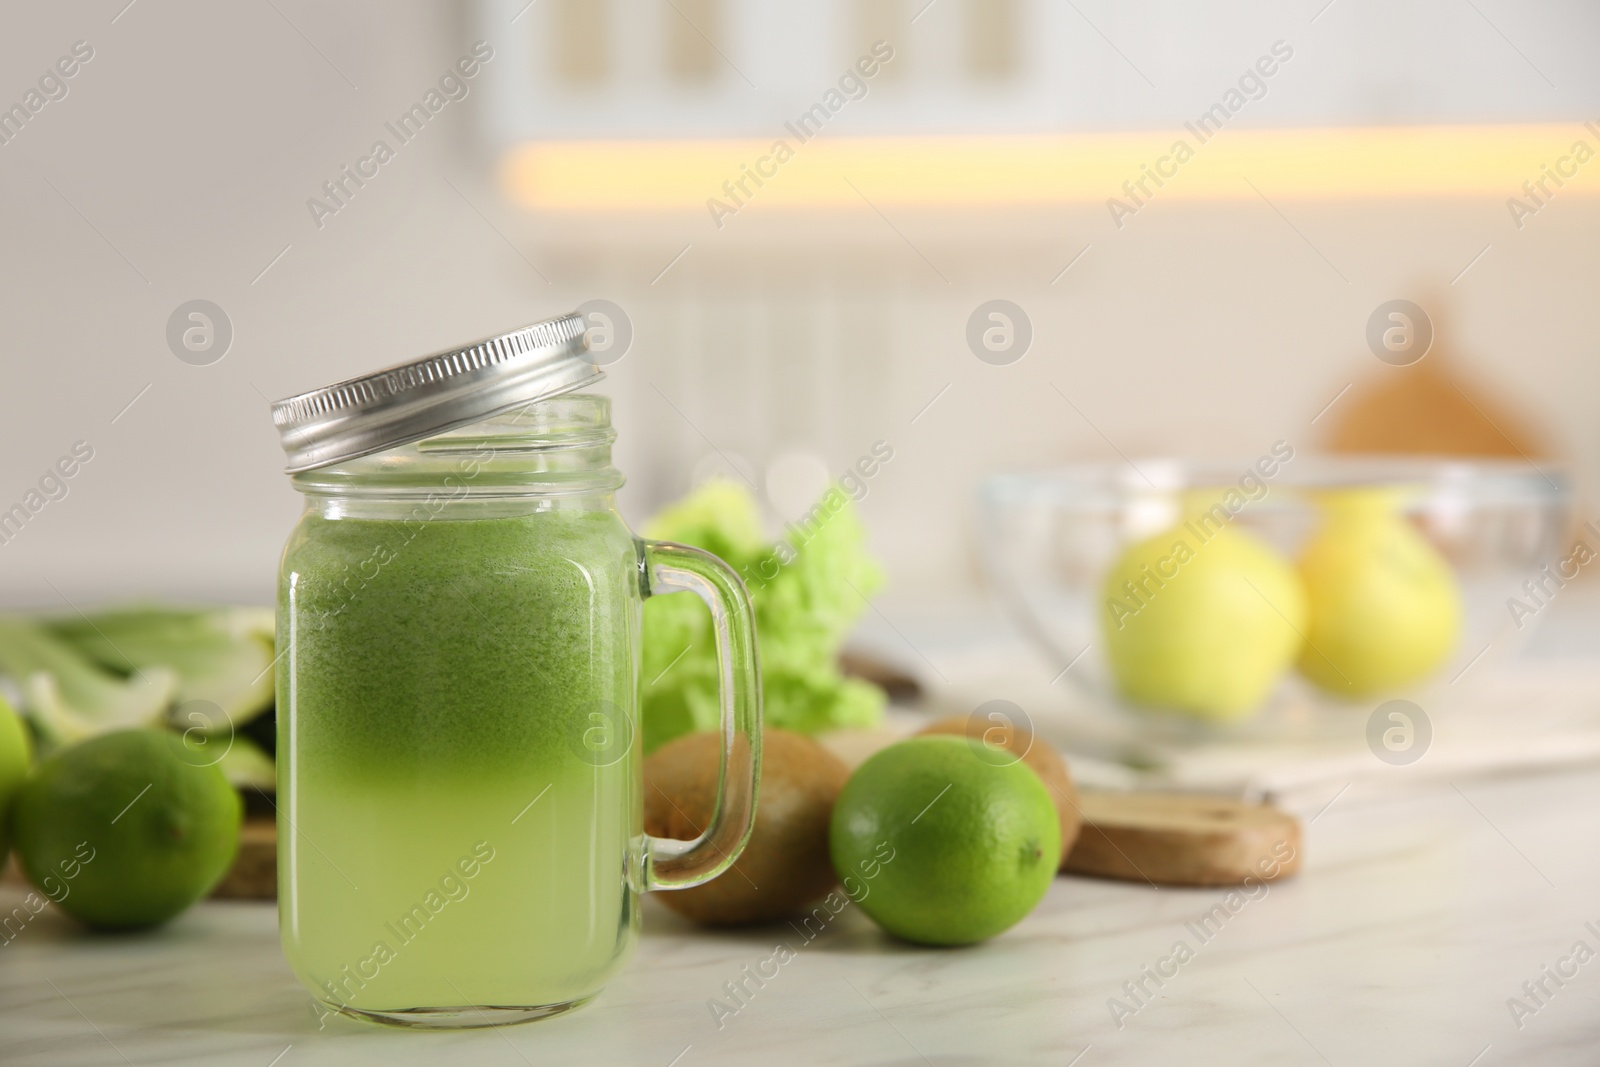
0,0 -> 1595,623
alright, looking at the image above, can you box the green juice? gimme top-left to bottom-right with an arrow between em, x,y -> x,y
277,507 -> 644,1016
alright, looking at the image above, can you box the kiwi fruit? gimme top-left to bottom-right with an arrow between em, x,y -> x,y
644,728 -> 850,926
918,713 -> 1082,867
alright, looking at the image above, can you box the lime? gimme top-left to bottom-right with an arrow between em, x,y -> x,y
1296,488 -> 1461,697
11,729 -> 242,929
0,696 -> 32,860
1102,520 -> 1306,721
829,736 -> 1060,946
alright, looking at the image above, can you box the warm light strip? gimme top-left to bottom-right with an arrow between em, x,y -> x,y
500,125 -> 1600,212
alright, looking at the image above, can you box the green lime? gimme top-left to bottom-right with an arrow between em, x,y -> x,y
0,696 -> 32,860
829,735 -> 1060,946
11,729 -> 242,929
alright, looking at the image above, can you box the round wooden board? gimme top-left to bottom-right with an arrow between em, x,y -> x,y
209,816 -> 276,900
1063,791 -> 1301,887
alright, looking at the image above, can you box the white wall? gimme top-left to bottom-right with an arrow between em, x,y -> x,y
480,0 -> 1600,136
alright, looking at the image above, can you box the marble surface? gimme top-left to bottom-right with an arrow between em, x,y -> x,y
5,767 -> 1600,1065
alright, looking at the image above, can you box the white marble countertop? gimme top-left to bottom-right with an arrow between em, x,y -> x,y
5,764 -> 1599,1066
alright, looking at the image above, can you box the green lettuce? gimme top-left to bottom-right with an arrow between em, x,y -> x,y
641,479 -> 886,752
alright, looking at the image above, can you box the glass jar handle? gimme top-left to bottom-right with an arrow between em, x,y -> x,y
639,540 -> 762,891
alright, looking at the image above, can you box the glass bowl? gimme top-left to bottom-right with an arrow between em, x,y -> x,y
977,455 -> 1572,738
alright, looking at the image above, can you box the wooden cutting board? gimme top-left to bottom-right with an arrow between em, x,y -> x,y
1063,791 -> 1301,887
210,816 -> 276,900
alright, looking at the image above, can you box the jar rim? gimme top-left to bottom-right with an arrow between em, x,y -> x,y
289,393 -> 623,501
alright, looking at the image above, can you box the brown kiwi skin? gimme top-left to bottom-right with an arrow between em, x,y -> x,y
644,728 -> 851,926
917,714 -> 1082,868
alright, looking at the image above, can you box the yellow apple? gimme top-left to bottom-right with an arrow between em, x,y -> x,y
1102,519 -> 1306,722
1296,488 -> 1461,697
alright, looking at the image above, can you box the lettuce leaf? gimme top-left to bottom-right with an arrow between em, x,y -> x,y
641,479 -> 885,751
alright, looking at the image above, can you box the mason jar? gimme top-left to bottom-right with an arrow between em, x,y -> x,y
270,314 -> 761,1028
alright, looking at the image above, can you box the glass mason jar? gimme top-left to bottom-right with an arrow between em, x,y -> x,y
271,318 -> 761,1029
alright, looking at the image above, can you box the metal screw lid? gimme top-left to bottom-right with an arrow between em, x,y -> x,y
271,313 -> 599,473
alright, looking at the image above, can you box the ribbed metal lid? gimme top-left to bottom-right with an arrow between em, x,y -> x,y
271,313 -> 599,473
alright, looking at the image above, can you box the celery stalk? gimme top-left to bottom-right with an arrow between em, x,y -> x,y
216,735 -> 276,789
0,617 -> 178,750
47,607 -> 275,725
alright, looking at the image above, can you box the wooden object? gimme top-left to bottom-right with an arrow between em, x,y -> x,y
838,649 -> 922,703
1063,791 -> 1301,887
1322,299 -> 1549,460
209,816 -> 276,900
